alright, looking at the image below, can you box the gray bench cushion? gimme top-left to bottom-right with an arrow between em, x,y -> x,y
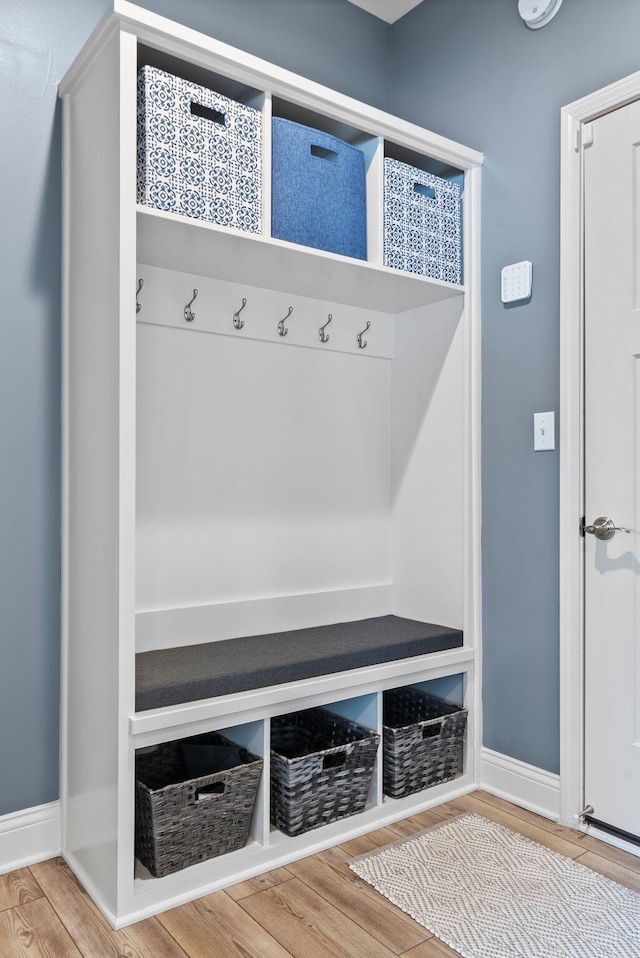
136,615 -> 463,712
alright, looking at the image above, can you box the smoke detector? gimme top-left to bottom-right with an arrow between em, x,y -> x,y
518,0 -> 563,29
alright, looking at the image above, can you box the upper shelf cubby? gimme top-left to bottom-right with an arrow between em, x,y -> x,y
271,96 -> 378,150
384,140 -> 463,182
137,44 -> 266,110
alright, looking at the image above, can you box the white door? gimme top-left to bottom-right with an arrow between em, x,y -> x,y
584,100 -> 640,839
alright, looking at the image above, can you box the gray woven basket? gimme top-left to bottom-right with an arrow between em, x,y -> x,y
135,731 -> 263,878
271,707 -> 380,837
383,687 -> 467,799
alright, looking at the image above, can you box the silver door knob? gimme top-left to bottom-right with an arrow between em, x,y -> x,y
584,516 -> 631,540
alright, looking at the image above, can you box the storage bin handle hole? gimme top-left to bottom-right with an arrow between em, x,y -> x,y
322,752 -> 347,770
413,182 -> 436,200
311,144 -> 339,163
422,722 -> 443,739
190,101 -> 226,126
196,782 -> 226,801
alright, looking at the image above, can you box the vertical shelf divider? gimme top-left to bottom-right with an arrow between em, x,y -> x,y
260,716 -> 271,847
260,91 -> 273,239
360,135 -> 384,267
222,719 -> 270,847
323,693 -> 382,808
373,690 -> 384,806
462,667 -> 473,780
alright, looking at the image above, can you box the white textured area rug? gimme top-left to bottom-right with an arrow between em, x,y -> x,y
348,812 -> 640,958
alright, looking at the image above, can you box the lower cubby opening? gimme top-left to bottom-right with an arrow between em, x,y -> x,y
382,674 -> 468,802
269,696 -> 380,840
134,720 -> 267,882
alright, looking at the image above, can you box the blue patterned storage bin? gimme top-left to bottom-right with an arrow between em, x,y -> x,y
272,118 -> 366,260
137,66 -> 262,234
384,158 -> 461,284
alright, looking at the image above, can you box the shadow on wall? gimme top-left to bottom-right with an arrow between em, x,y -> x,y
34,98 -> 63,530
391,296 -> 463,502
31,101 -> 64,795
5,110 -> 63,815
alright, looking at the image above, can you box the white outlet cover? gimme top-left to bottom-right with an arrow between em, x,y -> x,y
534,411 -> 555,451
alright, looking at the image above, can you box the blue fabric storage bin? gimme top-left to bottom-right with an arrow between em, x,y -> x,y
272,118 -> 366,260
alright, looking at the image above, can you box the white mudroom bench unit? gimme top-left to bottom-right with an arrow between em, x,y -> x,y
60,0 -> 483,928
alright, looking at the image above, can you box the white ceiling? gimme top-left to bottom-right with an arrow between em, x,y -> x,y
345,0 -> 426,24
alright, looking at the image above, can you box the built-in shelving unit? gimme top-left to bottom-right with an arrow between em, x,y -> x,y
60,0 -> 483,929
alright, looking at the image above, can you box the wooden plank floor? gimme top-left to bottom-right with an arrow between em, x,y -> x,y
2,790 -> 639,957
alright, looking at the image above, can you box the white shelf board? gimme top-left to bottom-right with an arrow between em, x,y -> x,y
136,206 -> 465,314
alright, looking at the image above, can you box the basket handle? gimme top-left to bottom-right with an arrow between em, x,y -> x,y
413,182 -> 436,200
196,782 -> 226,801
422,721 -> 443,739
322,751 -> 347,770
190,101 -> 226,126
311,144 -> 339,163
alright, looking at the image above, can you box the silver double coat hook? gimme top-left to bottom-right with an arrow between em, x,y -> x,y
233,298 -> 247,330
319,314 -> 332,343
356,321 -> 371,349
184,288 -> 198,323
278,306 -> 293,337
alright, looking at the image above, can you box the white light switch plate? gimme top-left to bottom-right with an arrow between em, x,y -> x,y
534,411 -> 555,451
501,260 -> 532,303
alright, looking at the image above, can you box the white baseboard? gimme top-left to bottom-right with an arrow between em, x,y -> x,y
480,748 -> 560,821
0,801 -> 61,875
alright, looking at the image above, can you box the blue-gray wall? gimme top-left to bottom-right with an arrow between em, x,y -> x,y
393,0 -> 640,774
0,0 -> 391,818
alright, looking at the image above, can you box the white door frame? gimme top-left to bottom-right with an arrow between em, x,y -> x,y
560,69 -> 640,829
